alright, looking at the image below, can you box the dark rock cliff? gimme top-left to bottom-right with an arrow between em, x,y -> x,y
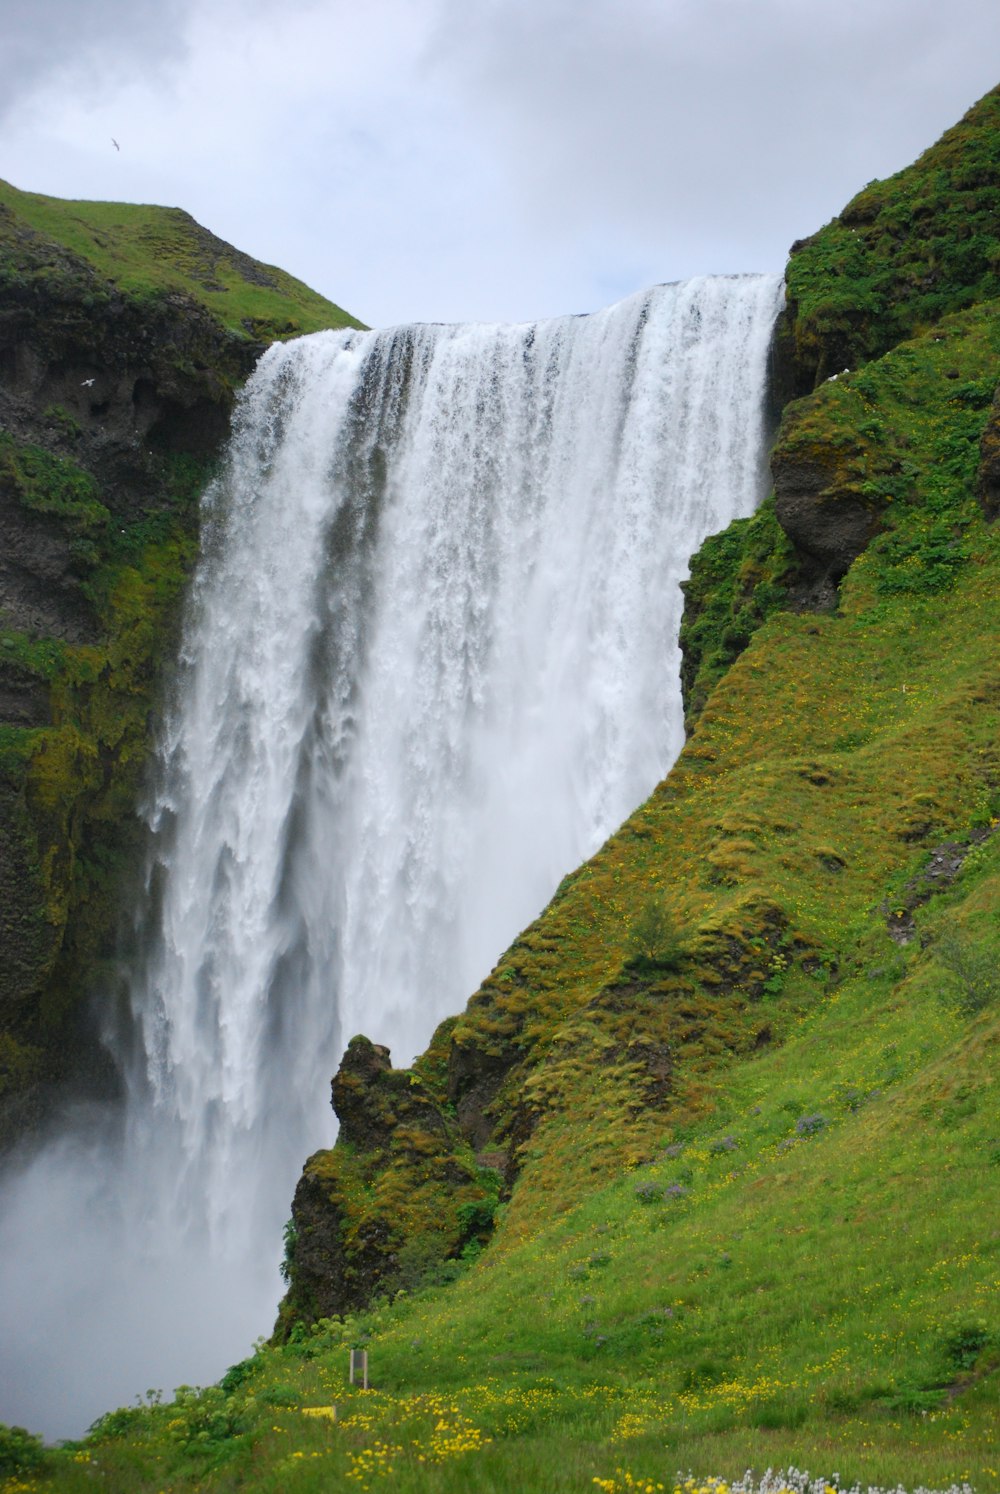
0,186 -> 357,1145
276,1036 -> 497,1332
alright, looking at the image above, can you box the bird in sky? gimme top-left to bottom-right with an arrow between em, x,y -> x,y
81,378 -> 95,387
111,138 -> 120,151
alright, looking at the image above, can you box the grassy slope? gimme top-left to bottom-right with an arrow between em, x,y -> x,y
6,106 -> 1000,1494
0,179 -> 364,339
774,84 -> 1000,394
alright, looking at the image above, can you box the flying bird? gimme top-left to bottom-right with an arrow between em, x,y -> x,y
81,378 -> 95,387
111,138 -> 120,151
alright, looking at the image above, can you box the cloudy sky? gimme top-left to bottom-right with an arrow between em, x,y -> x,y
2,0 -> 1000,328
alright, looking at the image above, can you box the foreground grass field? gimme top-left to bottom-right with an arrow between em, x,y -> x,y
5,830 -> 998,1490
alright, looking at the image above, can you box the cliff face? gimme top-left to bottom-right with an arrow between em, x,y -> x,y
0,182 -> 361,1144
277,88 -> 1000,1332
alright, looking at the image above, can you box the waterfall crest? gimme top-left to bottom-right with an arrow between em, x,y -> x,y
0,274 -> 782,1437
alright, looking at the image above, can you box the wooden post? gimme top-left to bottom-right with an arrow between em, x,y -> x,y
349,1348 -> 369,1389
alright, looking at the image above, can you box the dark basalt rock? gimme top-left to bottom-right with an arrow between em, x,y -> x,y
0,210 -> 269,1145
331,1034 -> 457,1158
446,1029 -> 520,1155
275,1034 -> 495,1334
772,459 -> 883,606
285,1158 -> 394,1326
0,658 -> 50,726
331,1035 -> 394,1150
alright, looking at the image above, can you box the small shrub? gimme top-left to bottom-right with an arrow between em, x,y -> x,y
936,928 -> 1000,1015
220,1357 -> 259,1394
940,1319 -> 991,1372
167,1385 -> 248,1450
88,1405 -> 148,1439
456,1197 -> 497,1234
634,1180 -> 663,1205
279,1217 -> 298,1284
796,1113 -> 828,1136
625,897 -> 684,971
0,1423 -> 46,1476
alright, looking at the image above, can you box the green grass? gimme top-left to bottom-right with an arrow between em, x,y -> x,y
14,864 -> 998,1488
0,178 -> 364,338
777,83 -> 1000,390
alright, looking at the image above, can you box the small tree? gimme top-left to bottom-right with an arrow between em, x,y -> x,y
936,926 -> 1000,1015
626,897 -> 684,972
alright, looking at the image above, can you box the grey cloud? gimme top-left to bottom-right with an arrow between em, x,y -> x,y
428,0 -> 1000,273
3,0 -> 1000,324
0,0 -> 192,116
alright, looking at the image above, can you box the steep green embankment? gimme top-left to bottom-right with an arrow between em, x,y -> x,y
4,90 -> 1000,1494
0,182 -> 361,1143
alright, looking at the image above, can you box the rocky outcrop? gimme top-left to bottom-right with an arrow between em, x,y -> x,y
771,437 -> 887,607
763,85 -> 1000,603
275,1036 -> 497,1334
770,86 -> 1000,402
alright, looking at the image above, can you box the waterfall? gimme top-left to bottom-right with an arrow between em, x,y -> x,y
0,274 -> 783,1437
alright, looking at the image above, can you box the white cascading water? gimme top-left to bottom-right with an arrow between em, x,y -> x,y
0,274 -> 782,1438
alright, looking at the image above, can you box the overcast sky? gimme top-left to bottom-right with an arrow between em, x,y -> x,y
2,0 -> 1000,328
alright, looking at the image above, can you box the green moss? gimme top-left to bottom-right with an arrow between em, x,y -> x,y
0,433 -> 109,533
780,84 -> 1000,390
0,458 -> 206,1111
679,495 -> 797,727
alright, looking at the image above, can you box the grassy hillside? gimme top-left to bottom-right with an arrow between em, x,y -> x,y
21,856 -> 997,1490
3,96 -> 1000,1494
0,180 -> 363,341
772,84 -> 1000,397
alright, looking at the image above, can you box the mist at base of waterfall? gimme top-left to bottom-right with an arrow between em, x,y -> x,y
0,1104 -> 283,1439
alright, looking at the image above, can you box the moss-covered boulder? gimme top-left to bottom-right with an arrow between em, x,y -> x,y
275,1036 -> 499,1334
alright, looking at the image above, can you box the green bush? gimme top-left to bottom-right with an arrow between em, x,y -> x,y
936,928 -> 1000,1014
0,1422 -> 46,1476
940,1319 -> 992,1372
625,898 -> 684,972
